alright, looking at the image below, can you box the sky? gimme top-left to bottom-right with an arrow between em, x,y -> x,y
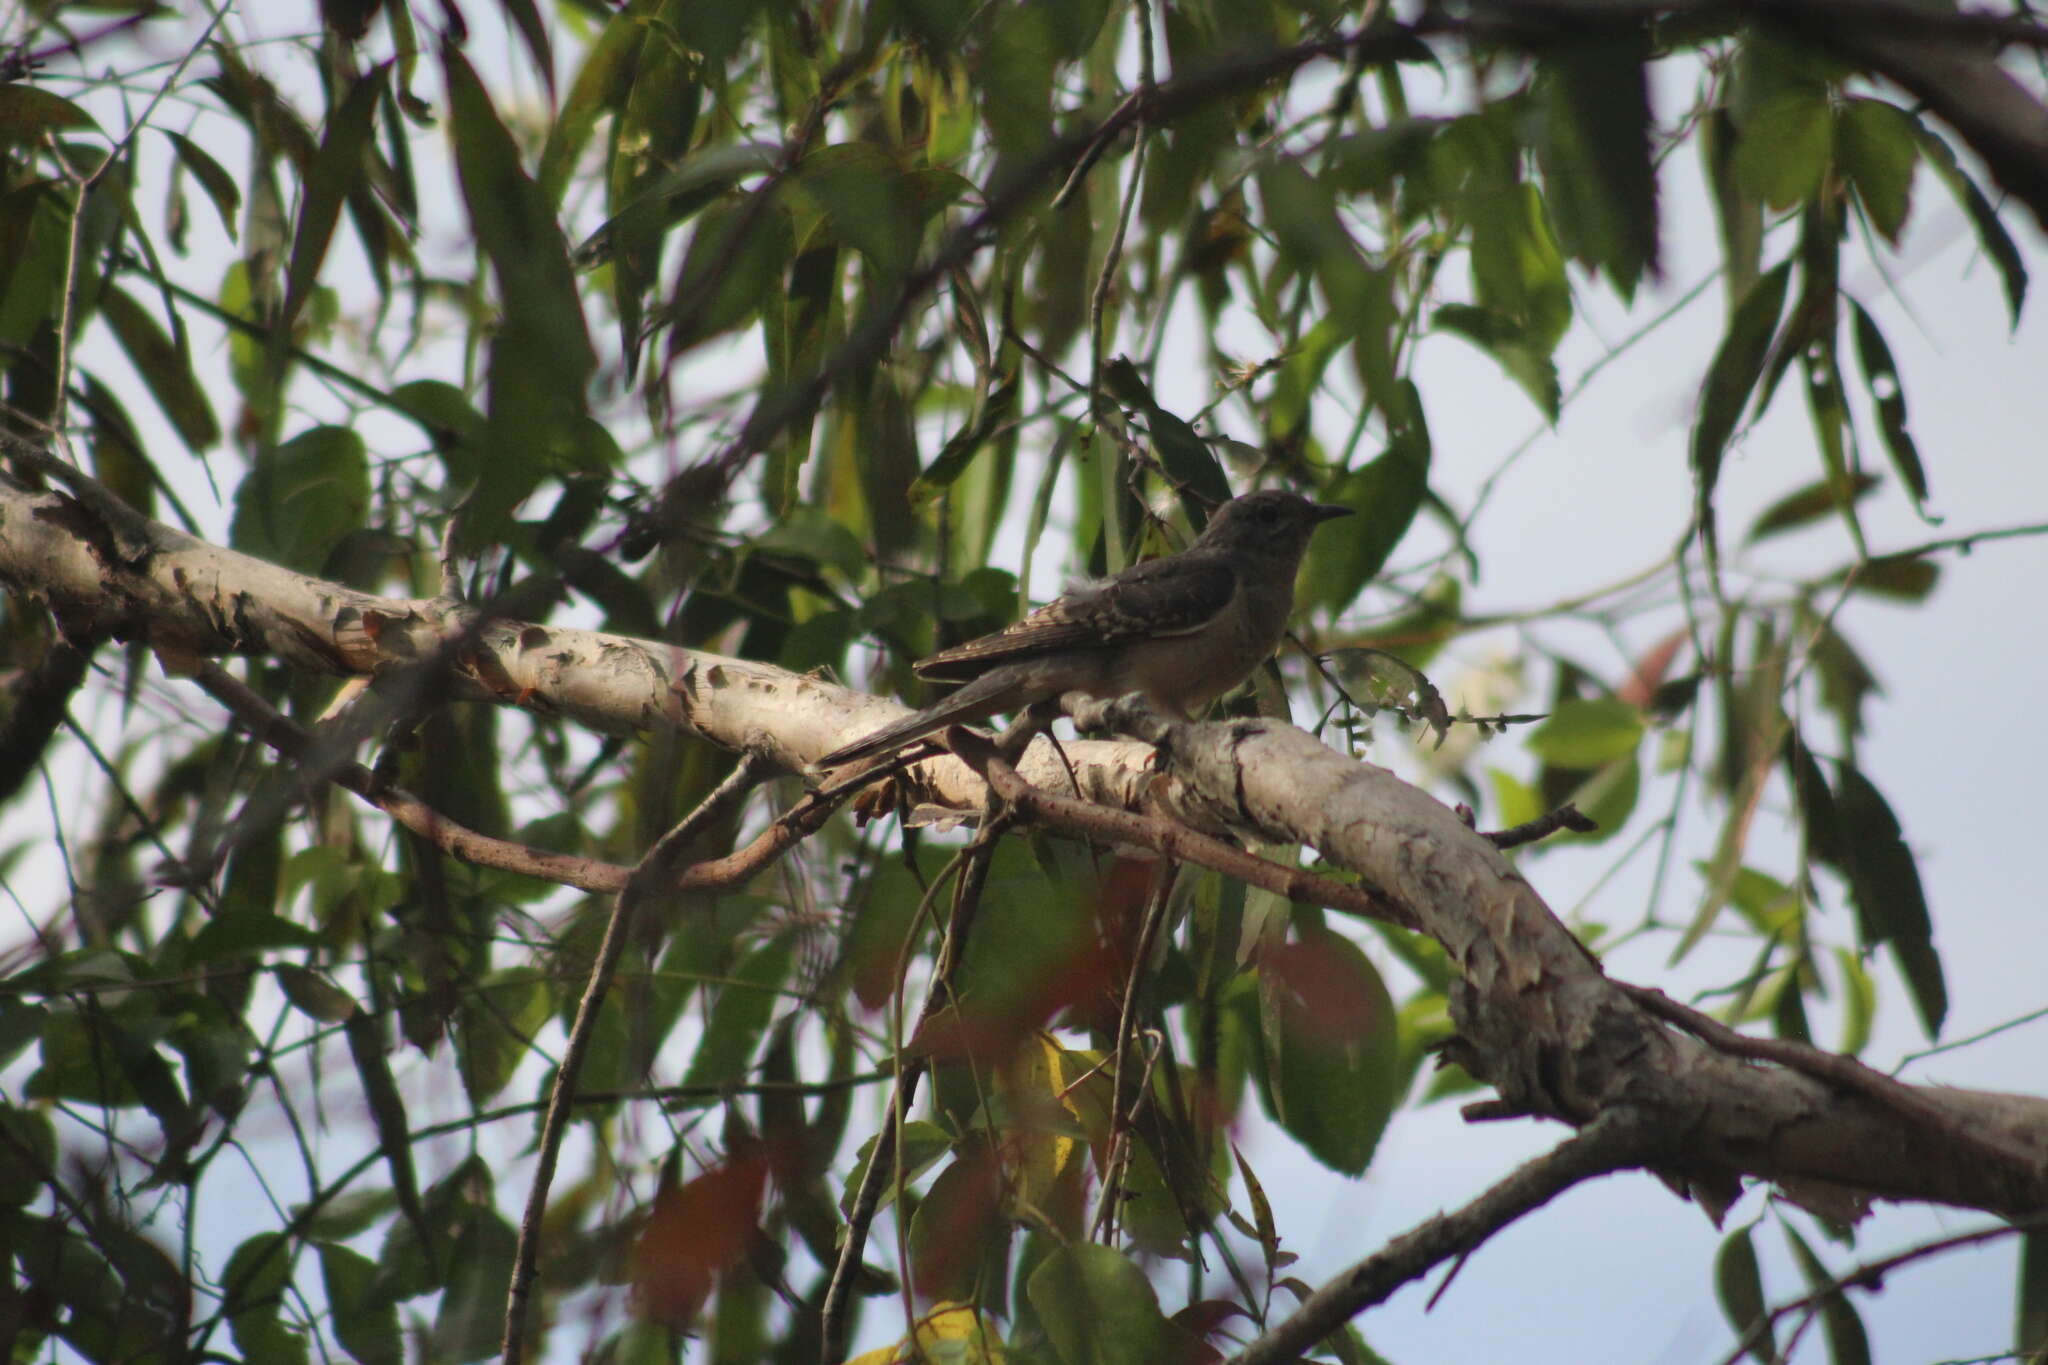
6,7 -> 2048,1364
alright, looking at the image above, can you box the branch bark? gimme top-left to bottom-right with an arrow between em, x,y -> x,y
5,467 -> 2047,1251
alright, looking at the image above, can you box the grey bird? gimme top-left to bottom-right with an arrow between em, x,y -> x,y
816,489 -> 1354,768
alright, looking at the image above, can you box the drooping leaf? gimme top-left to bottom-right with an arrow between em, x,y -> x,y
1835,98 -> 1919,243
1918,125 -> 2026,326
1263,925 -> 1399,1176
282,65 -> 389,335
1026,1244 -> 1206,1365
1847,299 -> 1929,507
1715,1225 -> 1776,1365
1692,260 -> 1793,560
320,1241 -> 403,1365
1526,698 -> 1644,769
1783,1224 -> 1873,1365
1532,31 -> 1659,296
230,424 -> 370,574
1733,91 -> 1832,210
97,283 -> 221,453
1745,472 -> 1881,544
1308,405 -> 1429,614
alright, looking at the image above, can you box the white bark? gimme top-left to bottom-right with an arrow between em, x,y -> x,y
3,470 -> 2044,1219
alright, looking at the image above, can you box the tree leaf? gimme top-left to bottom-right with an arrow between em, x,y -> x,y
1692,260 -> 1793,560
230,424 -> 370,574
1917,125 -> 2026,326
1026,1243 -> 1205,1365
1783,1224 -> 1873,1365
1526,698 -> 1644,769
1745,472 -> 1881,544
680,932 -> 797,1094
1715,1225 -> 1777,1365
1836,98 -> 1919,243
1308,412 -> 1429,614
1733,92 -> 1832,209
1532,31 -> 1659,296
283,65 -> 388,335
319,1241 -> 403,1365
1847,299 -> 1928,506
1264,925 -> 1399,1175
0,86 -> 98,140
97,283 -> 221,452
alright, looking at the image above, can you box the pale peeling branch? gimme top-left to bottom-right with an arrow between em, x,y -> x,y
5,467 -> 2047,1227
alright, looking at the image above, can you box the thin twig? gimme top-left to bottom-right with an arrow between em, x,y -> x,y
501,752 -> 772,1365
1228,1108 -> 1657,1365
1092,860 -> 1176,1242
1712,1216 -> 2046,1365
948,726 -> 1418,930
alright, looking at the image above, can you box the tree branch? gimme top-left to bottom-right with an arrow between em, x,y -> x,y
501,750 -> 773,1365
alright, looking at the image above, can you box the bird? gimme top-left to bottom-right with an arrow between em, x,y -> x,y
816,488 -> 1354,768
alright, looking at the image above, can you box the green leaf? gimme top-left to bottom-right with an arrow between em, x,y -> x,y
283,65 -> 388,335
840,1121 -> 953,1219
187,910 -> 321,964
1265,925 -> 1399,1175
455,969 -> 551,1105
604,1 -> 705,372
1026,1244 -> 1205,1365
230,424 -> 370,573
1892,937 -> 1948,1040
223,1231 -> 309,1365
912,377 -> 1020,502
1099,358 -> 1233,525
1308,418 -> 1428,614
1733,92 -> 1832,209
1834,947 -> 1875,1057
320,1241 -> 402,1365
539,3 -> 644,203
1526,698 -> 1644,769
1745,472 -> 1880,544
1433,303 -> 1560,421
1715,1225 -> 1777,1365
1918,126 -> 2026,326
1783,1224 -> 1872,1365
1701,108 -> 1762,306
2018,1229 -> 2048,1361
1467,181 -> 1571,355
1835,98 -> 1919,243
430,1203 -> 519,1363
162,129 -> 241,241
1833,762 -> 1931,948
1847,300 -> 1928,506
679,933 -> 796,1094
1692,260 -> 1793,559
97,283 -> 221,453
1845,554 -> 1938,601
1532,33 -> 1658,296
443,43 -> 595,548
0,1104 -> 55,1204
665,193 -> 794,355
0,86 -> 98,140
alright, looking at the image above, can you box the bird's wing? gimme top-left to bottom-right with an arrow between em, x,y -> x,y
914,552 -> 1239,682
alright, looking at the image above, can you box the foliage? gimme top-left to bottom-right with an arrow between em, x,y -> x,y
0,1 -> 2040,1362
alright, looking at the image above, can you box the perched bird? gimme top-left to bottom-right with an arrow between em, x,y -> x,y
817,489 -> 1353,768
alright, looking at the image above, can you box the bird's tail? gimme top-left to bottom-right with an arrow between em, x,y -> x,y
816,669 -> 1022,769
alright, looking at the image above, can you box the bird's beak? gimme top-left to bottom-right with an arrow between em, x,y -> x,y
1311,502 -> 1355,523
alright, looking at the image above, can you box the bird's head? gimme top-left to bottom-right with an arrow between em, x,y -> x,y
1196,488 -> 1354,560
